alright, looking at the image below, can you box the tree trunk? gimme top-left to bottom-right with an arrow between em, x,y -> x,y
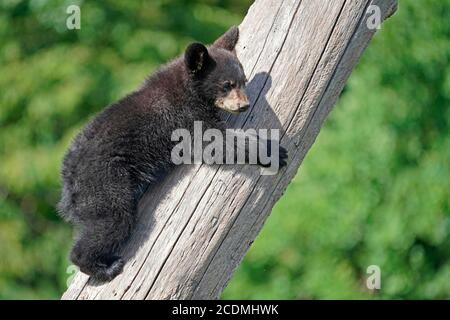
63,0 -> 397,300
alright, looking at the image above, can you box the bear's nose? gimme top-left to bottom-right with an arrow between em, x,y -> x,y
239,104 -> 250,112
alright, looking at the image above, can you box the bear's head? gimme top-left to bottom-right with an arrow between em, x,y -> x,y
184,26 -> 250,114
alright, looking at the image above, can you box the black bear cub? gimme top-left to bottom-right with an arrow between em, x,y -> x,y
58,26 -> 287,282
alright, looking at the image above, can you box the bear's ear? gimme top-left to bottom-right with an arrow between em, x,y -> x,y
185,43 -> 211,74
213,26 -> 239,52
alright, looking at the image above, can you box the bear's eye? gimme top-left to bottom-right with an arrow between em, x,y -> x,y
223,81 -> 233,92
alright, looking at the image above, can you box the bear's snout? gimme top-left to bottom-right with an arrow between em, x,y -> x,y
216,88 -> 250,113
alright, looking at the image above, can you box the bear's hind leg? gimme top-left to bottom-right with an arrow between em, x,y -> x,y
70,214 -> 135,282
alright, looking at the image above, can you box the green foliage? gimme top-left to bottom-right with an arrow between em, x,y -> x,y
223,0 -> 450,299
0,0 -> 448,299
0,0 -> 250,299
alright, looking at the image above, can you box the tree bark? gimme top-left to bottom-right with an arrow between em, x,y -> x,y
63,0 -> 397,300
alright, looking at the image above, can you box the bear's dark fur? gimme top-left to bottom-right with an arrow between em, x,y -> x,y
58,27 -> 287,282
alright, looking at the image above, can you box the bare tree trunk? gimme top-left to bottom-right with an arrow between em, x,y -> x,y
63,0 -> 397,300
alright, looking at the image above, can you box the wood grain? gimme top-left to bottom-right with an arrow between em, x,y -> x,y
62,0 -> 397,300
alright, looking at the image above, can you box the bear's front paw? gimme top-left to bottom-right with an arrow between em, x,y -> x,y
258,141 -> 288,169
278,145 -> 288,168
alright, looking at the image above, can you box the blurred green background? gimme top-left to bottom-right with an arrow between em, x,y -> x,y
0,0 -> 448,299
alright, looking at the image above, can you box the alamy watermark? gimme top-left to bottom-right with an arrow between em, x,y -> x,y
366,265 -> 381,290
66,264 -> 79,287
366,5 -> 382,30
66,5 -> 81,30
66,4 -> 383,32
171,121 -> 282,175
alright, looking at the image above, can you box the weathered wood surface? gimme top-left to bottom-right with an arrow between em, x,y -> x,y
63,0 -> 397,300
